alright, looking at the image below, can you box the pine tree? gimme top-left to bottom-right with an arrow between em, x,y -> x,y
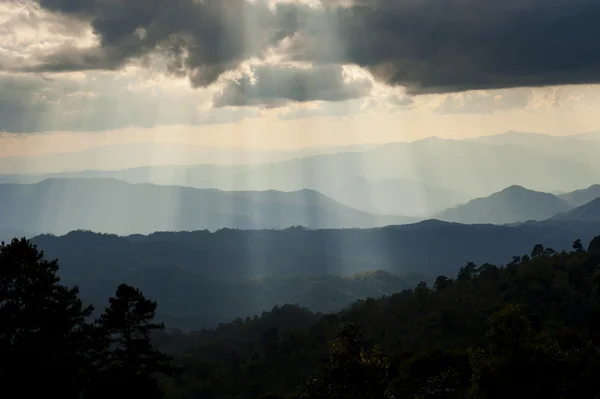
88,284 -> 175,399
0,238 -> 93,398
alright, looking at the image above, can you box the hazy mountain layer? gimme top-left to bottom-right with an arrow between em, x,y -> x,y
3,133 -> 600,218
435,185 -> 572,224
0,142 -> 384,174
559,184 -> 600,207
331,176 -> 468,217
3,137 -> 600,210
552,197 -> 600,221
0,178 -> 416,235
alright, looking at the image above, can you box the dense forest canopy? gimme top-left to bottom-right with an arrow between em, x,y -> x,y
3,234 -> 600,398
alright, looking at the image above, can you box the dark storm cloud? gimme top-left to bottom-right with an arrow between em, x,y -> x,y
294,0 -> 600,94
213,65 -> 373,107
22,0 -> 299,87
22,0 -> 600,94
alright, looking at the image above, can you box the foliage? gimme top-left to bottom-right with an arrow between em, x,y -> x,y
154,235 -> 600,399
5,234 -> 600,399
31,225 -> 600,330
0,238 -> 173,399
299,323 -> 392,399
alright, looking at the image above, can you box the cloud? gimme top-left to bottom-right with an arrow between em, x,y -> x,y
213,64 -> 373,107
289,0 -> 600,94
276,99 -> 364,120
9,0 -> 600,97
432,89 -> 530,115
14,0 -> 297,87
0,71 -> 261,133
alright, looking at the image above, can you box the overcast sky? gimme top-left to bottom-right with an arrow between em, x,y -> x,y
2,0 -> 600,156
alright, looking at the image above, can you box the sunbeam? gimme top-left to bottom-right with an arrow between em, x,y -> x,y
3,1 -> 600,397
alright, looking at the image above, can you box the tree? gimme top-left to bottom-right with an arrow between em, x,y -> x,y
299,323 -> 392,399
589,236 -> 600,254
468,304 -> 561,399
457,262 -> 478,281
594,269 -> 600,293
259,326 -> 280,360
433,276 -> 452,292
88,284 -> 175,399
421,368 -> 464,399
0,238 -> 93,398
415,281 -> 432,299
259,393 -> 286,399
531,244 -> 545,258
572,239 -> 584,253
544,247 -> 556,257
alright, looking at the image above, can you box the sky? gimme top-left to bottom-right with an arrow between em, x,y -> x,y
2,0 -> 600,157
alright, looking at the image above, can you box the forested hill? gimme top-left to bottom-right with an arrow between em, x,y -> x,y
3,233 -> 600,398
31,221 -> 600,281
24,221 -> 600,330
155,237 -> 600,399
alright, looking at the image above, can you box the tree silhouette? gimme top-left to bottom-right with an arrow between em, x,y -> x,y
572,239 -> 584,253
457,262 -> 478,281
0,238 -> 93,398
531,244 -> 545,258
299,323 -> 392,399
433,276 -> 452,292
588,236 -> 600,254
468,304 -> 561,399
88,284 -> 175,399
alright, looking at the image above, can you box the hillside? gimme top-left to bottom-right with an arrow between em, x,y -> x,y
435,185 -> 572,224
552,197 -> 600,221
152,238 -> 600,398
469,131 -> 568,148
6,221 -> 600,399
559,184 -> 600,206
331,176 -> 468,216
0,178 -> 414,235
63,269 -> 422,331
27,220 -> 600,329
32,221 -> 599,283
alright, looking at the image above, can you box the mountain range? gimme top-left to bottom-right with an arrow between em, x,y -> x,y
558,184 -> 600,207
0,178 -> 415,235
0,142 -> 383,175
3,130 -> 600,330
3,133 -> 600,217
2,177 -> 600,237
332,176 -> 469,217
553,197 -> 600,221
29,219 -> 600,329
435,185 -> 572,224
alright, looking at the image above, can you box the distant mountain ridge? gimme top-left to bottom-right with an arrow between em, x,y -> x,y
0,178 -> 415,235
332,176 -> 468,217
552,197 -> 600,221
435,185 -> 572,224
3,135 -> 600,209
559,184 -> 600,207
0,142 -> 385,174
